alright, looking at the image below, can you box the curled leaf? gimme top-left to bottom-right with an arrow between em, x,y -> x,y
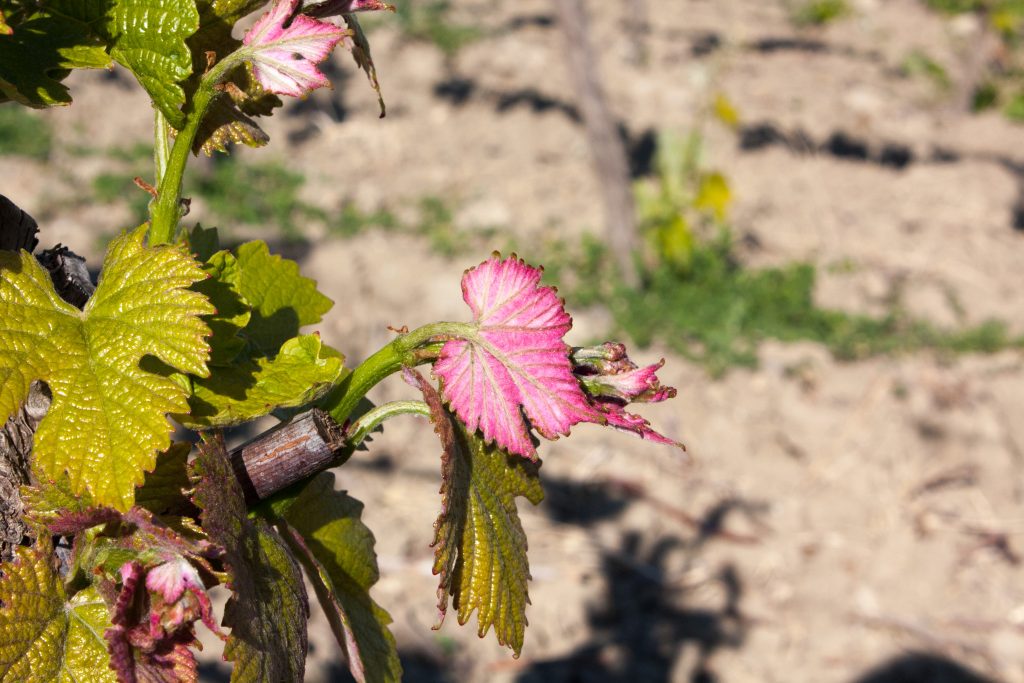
571,343 -> 683,447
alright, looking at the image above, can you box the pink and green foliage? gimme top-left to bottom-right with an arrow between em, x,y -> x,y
0,1 -> 683,680
433,254 -> 602,458
242,0 -> 347,97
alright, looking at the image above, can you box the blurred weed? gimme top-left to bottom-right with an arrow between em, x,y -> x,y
0,106 -> 52,160
390,0 -> 481,57
634,130 -> 731,275
189,156 -> 325,239
92,172 -> 151,225
1004,91 -> 1024,120
546,131 -> 1023,376
972,81 -> 1000,111
552,236 -> 1022,376
791,0 -> 850,26
900,50 -> 953,93
329,195 -> 490,257
333,202 -> 400,237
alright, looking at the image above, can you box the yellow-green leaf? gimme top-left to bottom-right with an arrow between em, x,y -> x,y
182,334 -> 345,428
104,0 -> 200,128
406,369 -> 543,655
694,171 -> 731,222
0,539 -> 117,683
0,228 -> 214,511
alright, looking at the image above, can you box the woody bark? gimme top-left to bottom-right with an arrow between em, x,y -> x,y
555,0 -> 639,286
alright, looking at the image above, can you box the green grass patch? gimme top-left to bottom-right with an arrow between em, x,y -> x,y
901,50 -> 953,93
391,0 -> 482,57
189,157 -> 325,239
0,106 -> 52,160
328,195 -> 490,256
548,236 -> 1022,376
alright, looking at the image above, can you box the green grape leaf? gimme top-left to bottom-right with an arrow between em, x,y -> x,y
0,228 -> 214,511
103,0 -> 200,128
183,222 -> 221,262
406,369 -> 543,656
0,539 -> 117,683
20,476 -> 94,523
135,441 -> 193,514
182,333 -> 345,428
277,473 -> 401,683
233,240 -> 333,355
0,11 -> 111,107
193,249 -> 252,365
193,434 -> 308,683
0,10 -> 10,35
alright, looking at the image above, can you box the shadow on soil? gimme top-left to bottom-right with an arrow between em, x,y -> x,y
850,652 -> 996,683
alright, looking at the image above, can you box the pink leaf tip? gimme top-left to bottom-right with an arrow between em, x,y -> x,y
434,254 -> 601,458
571,343 -> 684,448
243,0 -> 348,98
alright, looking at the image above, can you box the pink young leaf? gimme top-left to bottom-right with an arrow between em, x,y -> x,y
433,254 -> 602,458
243,0 -> 348,98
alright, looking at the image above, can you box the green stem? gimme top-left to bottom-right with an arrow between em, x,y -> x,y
346,400 -> 431,447
321,321 -> 475,425
153,110 -> 171,187
148,53 -> 247,245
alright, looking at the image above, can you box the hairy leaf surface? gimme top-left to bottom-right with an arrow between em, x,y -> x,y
408,369 -> 543,656
193,435 -> 308,682
0,228 -> 213,510
433,254 -> 600,458
0,539 -> 117,683
278,473 -> 401,683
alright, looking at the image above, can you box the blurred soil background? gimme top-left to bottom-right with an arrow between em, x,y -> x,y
4,0 -> 1024,681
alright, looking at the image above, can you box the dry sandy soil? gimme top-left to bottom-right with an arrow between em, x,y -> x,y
6,0 -> 1024,681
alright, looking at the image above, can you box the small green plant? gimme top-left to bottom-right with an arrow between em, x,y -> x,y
332,201 -> 399,236
0,106 -> 51,159
901,50 -> 953,93
791,0 -> 850,26
554,130 -> 1024,375
634,130 -> 732,274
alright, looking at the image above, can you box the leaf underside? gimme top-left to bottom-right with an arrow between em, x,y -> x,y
0,228 -> 213,511
193,434 -> 308,683
408,369 -> 543,656
278,473 -> 402,683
